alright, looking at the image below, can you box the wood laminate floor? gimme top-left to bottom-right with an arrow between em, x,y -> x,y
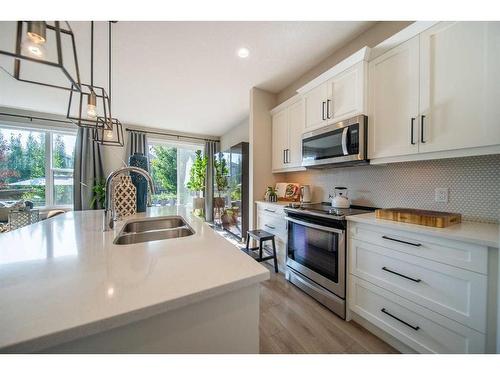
259,269 -> 399,354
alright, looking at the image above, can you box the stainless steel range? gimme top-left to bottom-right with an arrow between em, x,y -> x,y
284,203 -> 374,319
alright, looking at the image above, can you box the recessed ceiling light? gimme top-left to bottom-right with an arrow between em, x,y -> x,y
237,47 -> 250,58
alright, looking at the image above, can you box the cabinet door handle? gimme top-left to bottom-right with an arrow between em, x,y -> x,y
381,308 -> 420,331
420,115 -> 426,143
326,99 -> 331,119
264,224 -> 276,230
264,208 -> 276,213
382,235 -> 422,247
382,266 -> 422,283
286,149 -> 290,163
283,149 -> 286,164
410,117 -> 416,145
321,101 -> 326,120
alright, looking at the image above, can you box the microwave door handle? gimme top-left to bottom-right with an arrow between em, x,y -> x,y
341,127 -> 349,155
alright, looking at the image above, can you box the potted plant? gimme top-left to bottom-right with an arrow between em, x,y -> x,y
214,152 -> 229,208
266,186 -> 278,202
186,149 -> 207,216
89,178 -> 106,209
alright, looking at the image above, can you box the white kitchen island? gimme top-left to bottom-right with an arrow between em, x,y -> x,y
0,206 -> 269,353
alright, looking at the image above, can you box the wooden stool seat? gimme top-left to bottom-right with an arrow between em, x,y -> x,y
245,230 -> 278,273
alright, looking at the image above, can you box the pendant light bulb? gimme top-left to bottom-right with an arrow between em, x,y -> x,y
27,22 -> 47,44
22,38 -> 46,59
22,21 -> 47,59
105,129 -> 114,139
87,91 -> 97,119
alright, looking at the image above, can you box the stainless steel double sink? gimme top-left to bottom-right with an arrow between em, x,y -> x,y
114,216 -> 194,245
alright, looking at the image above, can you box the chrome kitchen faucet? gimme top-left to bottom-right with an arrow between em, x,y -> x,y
103,166 -> 155,231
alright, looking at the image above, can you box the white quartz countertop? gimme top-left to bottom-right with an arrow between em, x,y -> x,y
0,206 -> 269,352
254,200 -> 292,206
346,212 -> 499,248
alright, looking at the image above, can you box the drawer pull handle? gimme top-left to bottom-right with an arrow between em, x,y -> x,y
264,208 -> 276,213
382,235 -> 422,247
381,308 -> 420,331
265,224 -> 276,230
382,267 -> 422,283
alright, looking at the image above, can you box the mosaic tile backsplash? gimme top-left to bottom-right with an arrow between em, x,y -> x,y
284,154 -> 500,223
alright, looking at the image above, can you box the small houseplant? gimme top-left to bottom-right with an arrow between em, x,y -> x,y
186,150 -> 207,216
266,186 -> 278,202
214,152 -> 229,206
89,179 -> 106,209
213,152 -> 229,226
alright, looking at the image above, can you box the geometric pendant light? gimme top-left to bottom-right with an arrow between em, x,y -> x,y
93,21 -> 124,147
66,21 -> 113,129
0,21 -> 82,92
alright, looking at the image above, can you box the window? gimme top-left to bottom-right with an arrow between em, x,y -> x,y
0,123 -> 76,208
147,139 -> 201,207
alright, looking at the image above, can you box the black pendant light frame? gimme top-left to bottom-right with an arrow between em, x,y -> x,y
0,21 -> 82,92
66,21 -> 113,129
93,21 -> 124,147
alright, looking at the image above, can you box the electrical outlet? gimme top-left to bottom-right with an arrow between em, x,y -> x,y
435,188 -> 449,203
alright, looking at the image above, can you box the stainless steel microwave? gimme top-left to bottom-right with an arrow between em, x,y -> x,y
302,115 -> 368,168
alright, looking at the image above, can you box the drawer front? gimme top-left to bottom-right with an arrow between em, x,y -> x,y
349,239 -> 487,332
349,223 -> 488,274
349,276 -> 485,353
256,202 -> 285,218
257,212 -> 287,241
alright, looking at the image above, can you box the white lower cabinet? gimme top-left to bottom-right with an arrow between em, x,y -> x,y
349,276 -> 486,354
350,239 -> 487,332
255,202 -> 287,272
348,221 -> 488,353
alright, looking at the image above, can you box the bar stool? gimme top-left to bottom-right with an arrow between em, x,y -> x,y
244,229 -> 278,273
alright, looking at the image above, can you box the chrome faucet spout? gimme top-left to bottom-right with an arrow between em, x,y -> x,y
103,166 -> 155,231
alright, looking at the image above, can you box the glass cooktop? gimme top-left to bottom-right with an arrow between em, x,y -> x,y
285,202 -> 375,220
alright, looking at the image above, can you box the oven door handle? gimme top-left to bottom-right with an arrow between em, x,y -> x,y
341,127 -> 349,155
285,216 -> 345,235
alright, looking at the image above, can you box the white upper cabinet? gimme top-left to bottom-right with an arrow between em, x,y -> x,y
418,21 -> 500,153
271,96 -> 305,173
303,82 -> 329,131
328,61 -> 367,124
369,21 -> 500,163
271,109 -> 288,171
298,47 -> 370,133
368,36 -> 420,159
287,99 -> 305,168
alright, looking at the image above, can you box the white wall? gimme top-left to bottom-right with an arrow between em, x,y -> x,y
220,117 -> 249,152
248,88 -> 288,229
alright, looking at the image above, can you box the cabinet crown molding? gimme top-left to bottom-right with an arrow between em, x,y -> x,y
296,46 -> 370,95
270,94 -> 302,115
369,21 -> 439,61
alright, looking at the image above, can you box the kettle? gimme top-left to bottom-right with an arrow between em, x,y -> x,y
330,187 -> 350,208
300,185 -> 312,203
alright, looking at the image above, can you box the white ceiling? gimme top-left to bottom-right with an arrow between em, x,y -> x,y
0,21 -> 374,136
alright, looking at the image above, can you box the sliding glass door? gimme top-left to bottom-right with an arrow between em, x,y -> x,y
147,139 -> 201,207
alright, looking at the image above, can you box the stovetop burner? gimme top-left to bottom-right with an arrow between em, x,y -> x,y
285,202 -> 375,220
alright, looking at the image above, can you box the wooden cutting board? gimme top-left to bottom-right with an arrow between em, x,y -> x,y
375,208 -> 461,228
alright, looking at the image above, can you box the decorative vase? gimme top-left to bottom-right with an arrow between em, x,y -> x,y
112,175 -> 137,219
193,196 -> 205,217
128,152 -> 149,212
